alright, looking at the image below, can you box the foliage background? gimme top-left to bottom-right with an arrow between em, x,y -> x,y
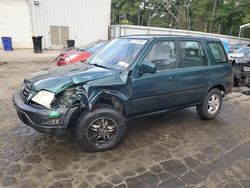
111,0 -> 250,38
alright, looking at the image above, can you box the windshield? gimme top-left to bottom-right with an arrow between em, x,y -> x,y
79,40 -> 105,51
87,42 -> 107,54
87,38 -> 148,70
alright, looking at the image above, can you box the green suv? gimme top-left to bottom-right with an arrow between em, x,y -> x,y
13,35 -> 233,151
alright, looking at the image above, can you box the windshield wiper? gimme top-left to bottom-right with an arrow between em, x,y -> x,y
91,63 -> 112,70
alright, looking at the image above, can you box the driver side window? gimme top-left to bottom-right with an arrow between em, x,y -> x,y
144,41 -> 177,72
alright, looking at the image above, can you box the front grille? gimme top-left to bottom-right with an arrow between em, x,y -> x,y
22,86 -> 30,98
21,80 -> 32,100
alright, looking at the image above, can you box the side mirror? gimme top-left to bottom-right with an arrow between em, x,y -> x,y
139,61 -> 156,75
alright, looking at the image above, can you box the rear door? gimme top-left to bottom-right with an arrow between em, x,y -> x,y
177,40 -> 211,106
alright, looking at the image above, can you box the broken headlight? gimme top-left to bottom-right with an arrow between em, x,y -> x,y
31,90 -> 55,109
51,86 -> 87,109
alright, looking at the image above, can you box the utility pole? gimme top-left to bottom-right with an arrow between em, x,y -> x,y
209,0 -> 217,33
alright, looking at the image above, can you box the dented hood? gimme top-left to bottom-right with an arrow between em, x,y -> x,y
27,62 -> 119,93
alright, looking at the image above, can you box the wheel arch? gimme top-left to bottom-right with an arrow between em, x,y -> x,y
206,85 -> 226,97
89,90 -> 129,118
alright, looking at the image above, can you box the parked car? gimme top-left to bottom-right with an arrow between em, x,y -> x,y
228,47 -> 250,62
13,36 -> 233,151
55,40 -> 108,66
229,43 -> 248,53
232,54 -> 250,87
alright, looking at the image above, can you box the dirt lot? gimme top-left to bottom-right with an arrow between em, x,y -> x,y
0,50 -> 250,188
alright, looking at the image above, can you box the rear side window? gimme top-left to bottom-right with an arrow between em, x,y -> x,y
208,42 -> 227,63
180,41 -> 208,68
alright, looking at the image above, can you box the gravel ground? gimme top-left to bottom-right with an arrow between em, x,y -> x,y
0,50 -> 250,188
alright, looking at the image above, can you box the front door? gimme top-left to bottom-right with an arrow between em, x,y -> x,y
129,40 -> 181,117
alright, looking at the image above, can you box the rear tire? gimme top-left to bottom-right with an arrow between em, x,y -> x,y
76,104 -> 126,151
196,88 -> 222,120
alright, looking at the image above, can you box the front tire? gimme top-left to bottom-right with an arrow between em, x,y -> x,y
196,88 -> 222,120
76,104 -> 126,151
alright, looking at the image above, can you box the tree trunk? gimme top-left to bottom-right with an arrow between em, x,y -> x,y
209,0 -> 217,33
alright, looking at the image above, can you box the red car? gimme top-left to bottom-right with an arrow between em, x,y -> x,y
55,40 -> 108,66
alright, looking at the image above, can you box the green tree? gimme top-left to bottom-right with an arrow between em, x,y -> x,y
111,0 -> 250,38
151,0 -> 192,29
216,0 -> 244,35
111,0 -> 152,25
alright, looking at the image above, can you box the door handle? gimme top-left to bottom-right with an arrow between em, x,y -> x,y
169,75 -> 177,81
206,71 -> 211,75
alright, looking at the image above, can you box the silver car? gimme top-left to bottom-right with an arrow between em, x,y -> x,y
228,47 -> 250,62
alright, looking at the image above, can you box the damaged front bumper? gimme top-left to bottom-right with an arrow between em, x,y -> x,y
12,92 -> 77,135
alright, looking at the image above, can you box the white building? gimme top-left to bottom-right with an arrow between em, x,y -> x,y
0,0 -> 111,49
